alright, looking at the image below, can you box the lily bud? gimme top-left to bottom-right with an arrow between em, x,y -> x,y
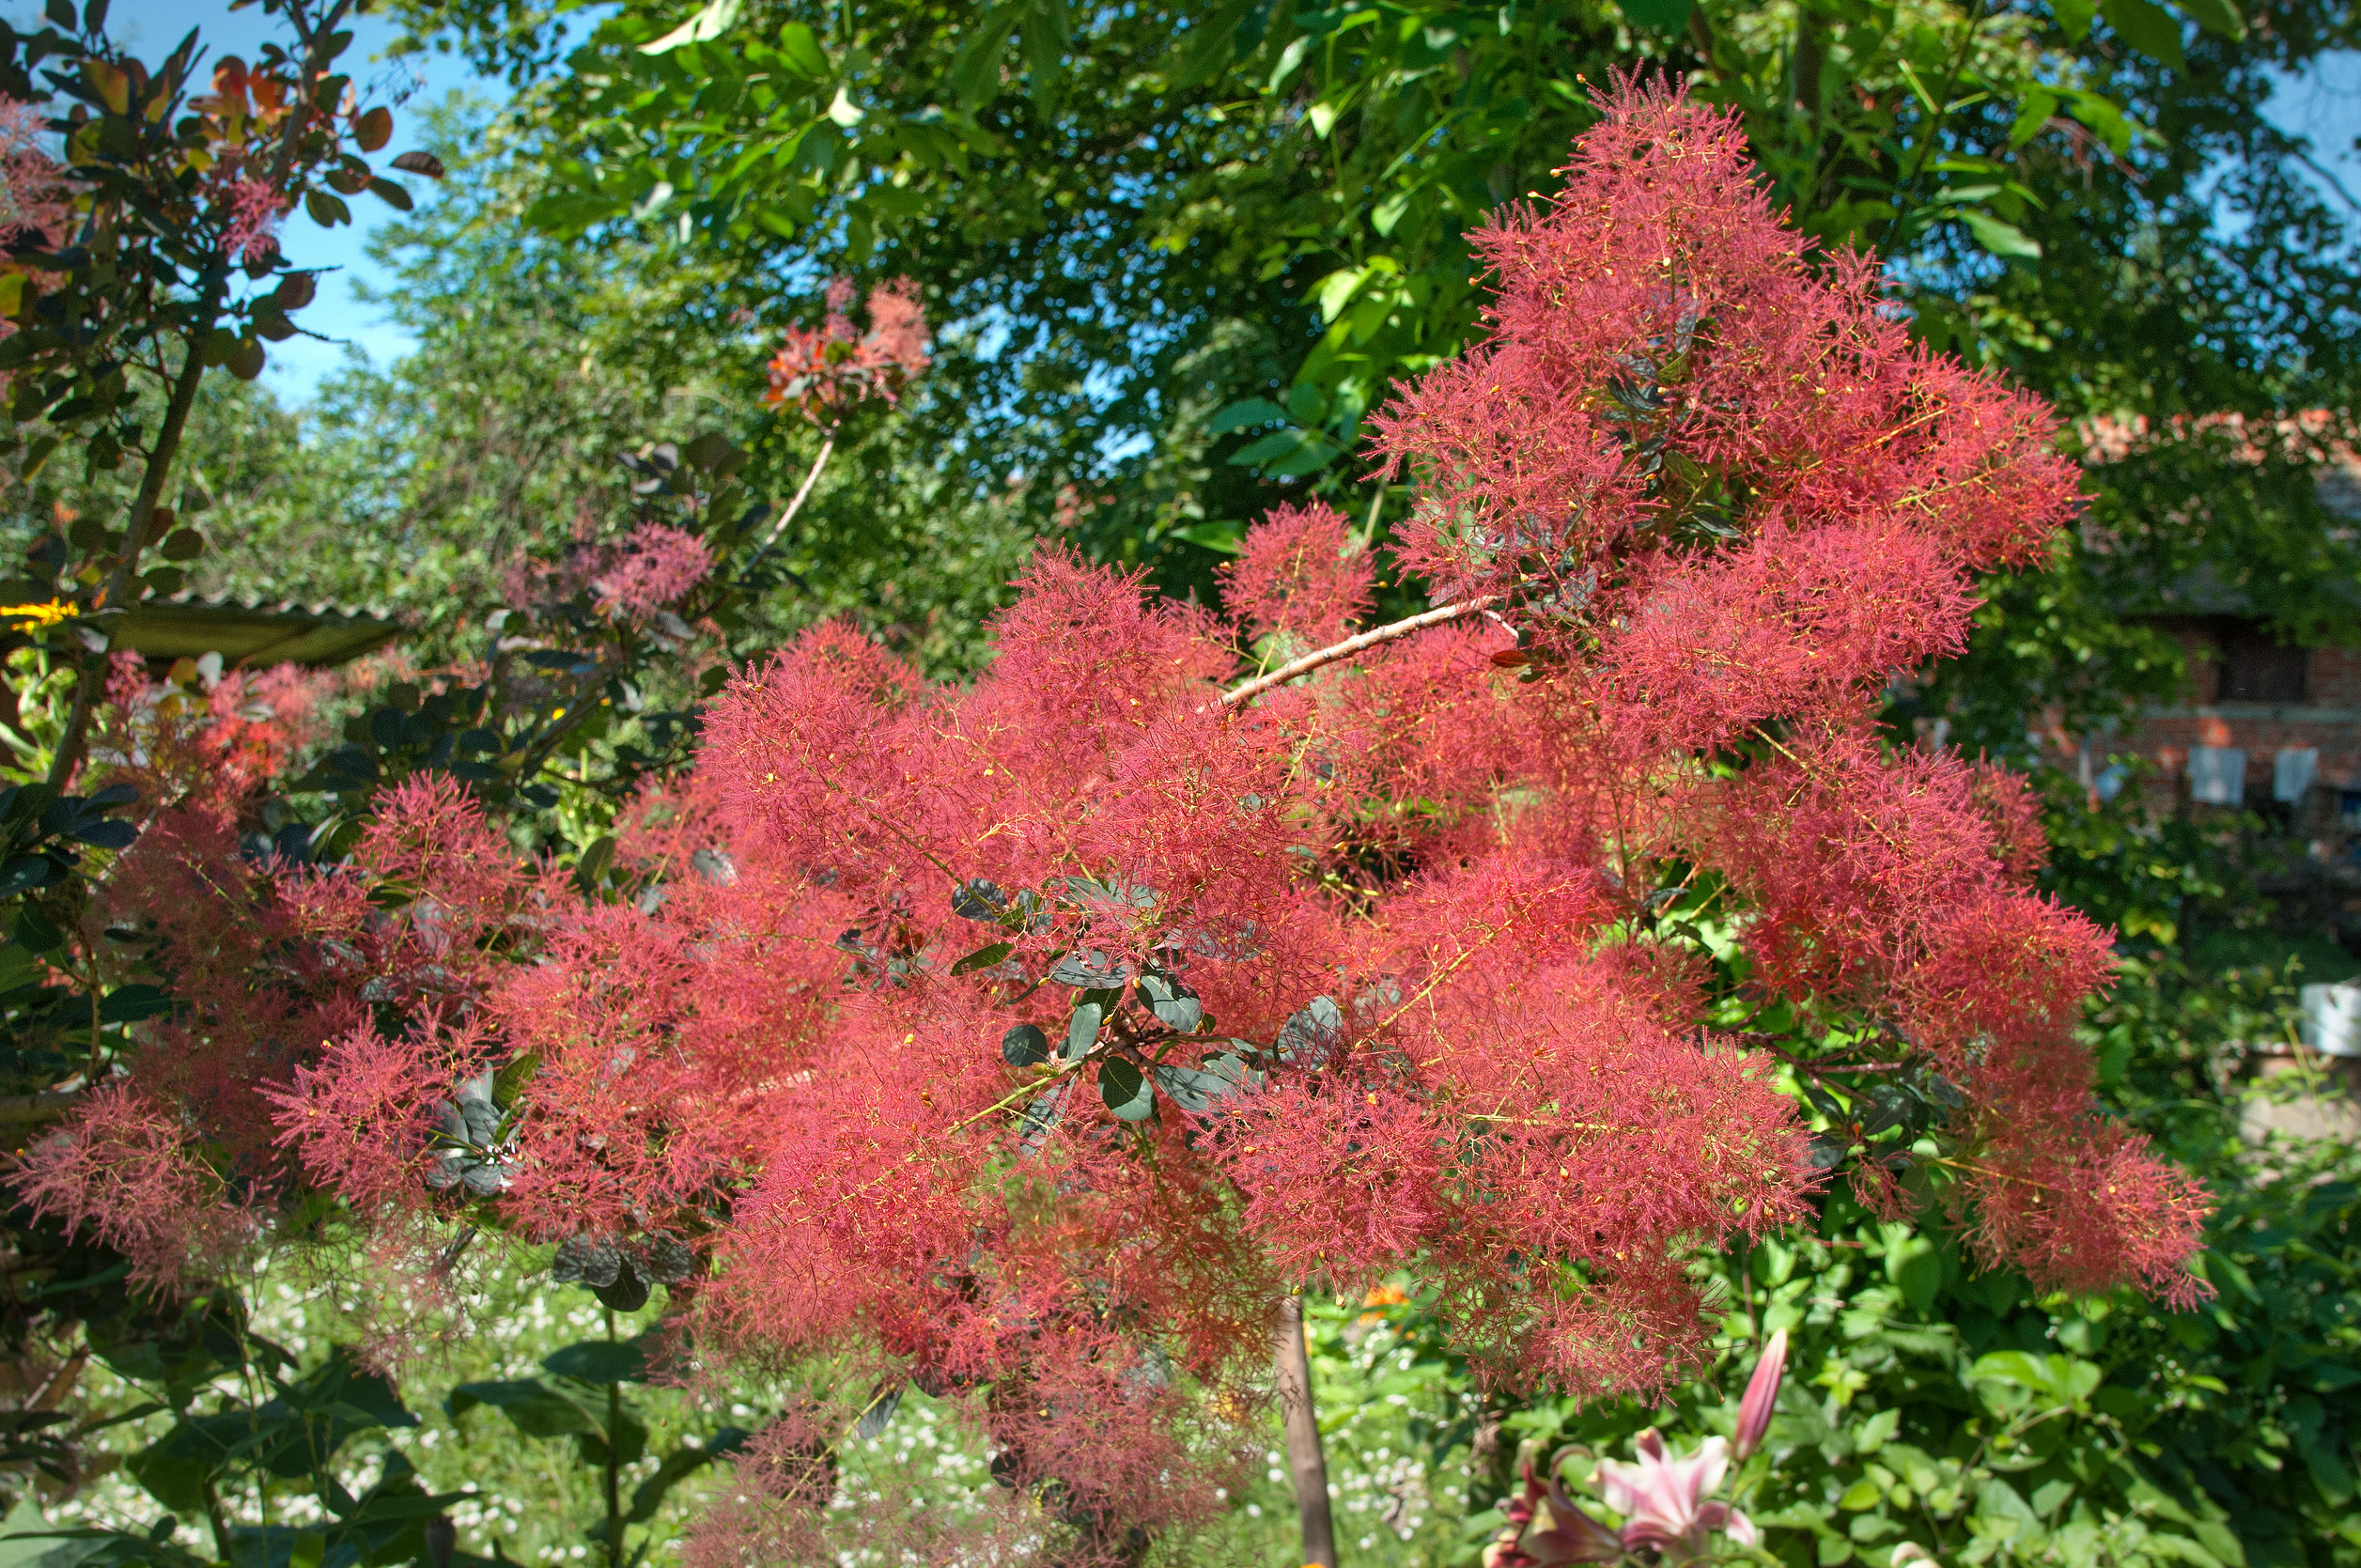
1732,1327 -> 1787,1460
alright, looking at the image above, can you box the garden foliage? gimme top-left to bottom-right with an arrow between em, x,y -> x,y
0,0 -> 2345,1554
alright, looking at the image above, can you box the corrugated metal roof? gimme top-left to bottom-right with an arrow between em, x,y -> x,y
111,591 -> 403,667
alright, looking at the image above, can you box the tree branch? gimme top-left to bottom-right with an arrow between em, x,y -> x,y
46,268 -> 228,787
754,430 -> 838,557
0,1091 -> 79,1126
1217,596 -> 1500,710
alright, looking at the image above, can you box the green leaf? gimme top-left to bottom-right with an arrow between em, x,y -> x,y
1098,1057 -> 1155,1120
1229,427 -> 1313,467
853,1385 -> 901,1439
568,835 -> 617,893
1170,521 -> 1243,554
96,984 -> 172,1024
1208,397 -> 1285,435
1170,0 -> 1260,89
2101,0 -> 2184,69
1855,1406 -> 1901,1452
2172,0 -> 2244,37
772,23 -> 830,76
445,1379 -> 602,1439
542,1336 -> 652,1385
1023,0 -> 1071,115
1136,970 -> 1202,1033
13,906 -> 61,954
1002,1023 -> 1049,1067
1262,433 -> 1343,478
574,1404 -> 648,1467
1063,1001 -> 1104,1060
0,857 -> 47,900
626,1428 -> 750,1523
365,177 -> 412,212
2066,90 -> 2134,156
1960,211 -> 2041,258
2051,0 -> 2098,39
951,7 -> 1024,109
1312,267 -> 1363,323
1890,1239 -> 1943,1316
951,940 -> 1014,976
1266,33 -> 1313,94
1277,996 -> 1343,1064
2010,87 -> 2060,148
1619,0 -> 1693,30
640,0 -> 742,54
0,942 -> 39,990
302,190 -> 352,228
1150,1051 -> 1262,1112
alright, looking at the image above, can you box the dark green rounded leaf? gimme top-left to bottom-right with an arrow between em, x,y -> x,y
70,818 -> 134,850
1001,1023 -> 1048,1067
543,1336 -> 651,1385
1137,970 -> 1203,1033
303,189 -> 353,228
590,1267 -> 651,1313
445,1378 -> 602,1438
1152,1051 -> 1262,1113
1098,1058 -> 1155,1121
1049,948 -> 1133,986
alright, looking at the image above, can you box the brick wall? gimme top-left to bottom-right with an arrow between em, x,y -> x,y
2105,640 -> 2361,798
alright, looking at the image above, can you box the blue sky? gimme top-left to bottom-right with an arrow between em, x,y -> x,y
50,5 -> 2361,407
101,0 -> 498,398
2266,48 -> 2361,215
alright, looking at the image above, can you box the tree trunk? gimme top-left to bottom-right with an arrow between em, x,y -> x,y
1276,1295 -> 1338,1567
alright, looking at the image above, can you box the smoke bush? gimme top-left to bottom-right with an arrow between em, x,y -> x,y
9,79 -> 2210,1560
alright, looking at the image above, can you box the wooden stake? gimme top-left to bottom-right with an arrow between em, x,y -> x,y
1276,1295 -> 1339,1567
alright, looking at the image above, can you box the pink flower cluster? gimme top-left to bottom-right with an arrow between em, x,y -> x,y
761,277 -> 931,424
0,97 -> 69,247
219,176 -> 287,264
590,523 -> 714,621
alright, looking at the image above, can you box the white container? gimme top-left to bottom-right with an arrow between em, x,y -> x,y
2300,982 -> 2361,1057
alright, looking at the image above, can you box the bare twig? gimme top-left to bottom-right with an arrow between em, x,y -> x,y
1217,596 -> 1500,710
754,430 -> 838,556
1742,1036 -> 1913,1076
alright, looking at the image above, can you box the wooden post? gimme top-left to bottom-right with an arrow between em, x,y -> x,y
1276,1295 -> 1338,1567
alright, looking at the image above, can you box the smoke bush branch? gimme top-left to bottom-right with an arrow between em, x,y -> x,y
1218,595 -> 1502,709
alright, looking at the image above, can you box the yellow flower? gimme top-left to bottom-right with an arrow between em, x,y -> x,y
0,600 -> 77,627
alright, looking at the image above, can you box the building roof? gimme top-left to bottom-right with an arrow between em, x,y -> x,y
112,591 -> 403,668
